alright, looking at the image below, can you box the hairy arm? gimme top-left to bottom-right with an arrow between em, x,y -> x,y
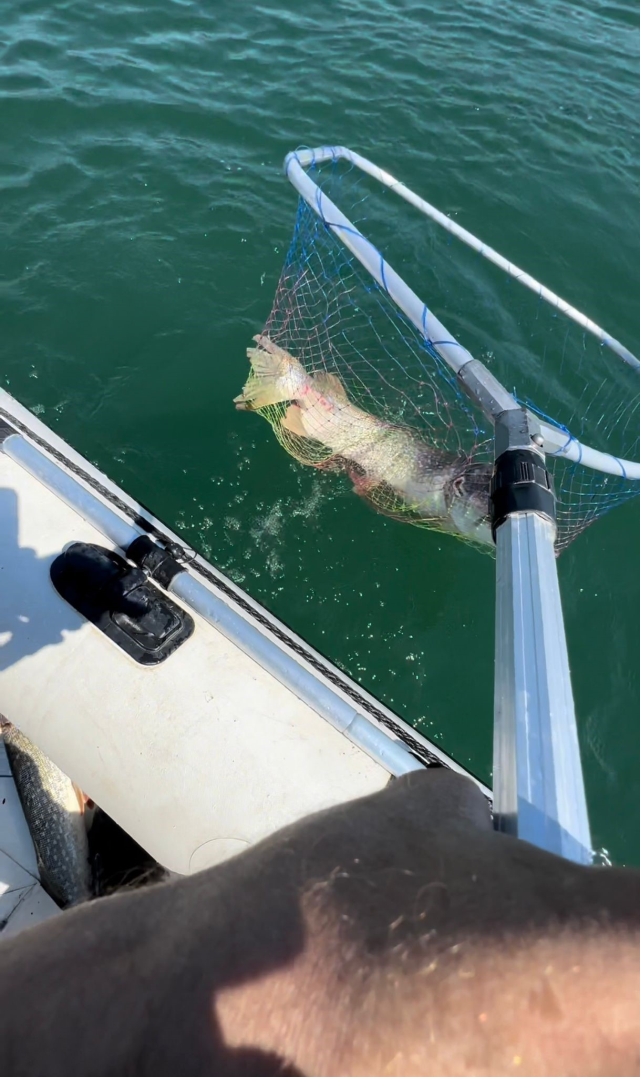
2,769 -> 640,1076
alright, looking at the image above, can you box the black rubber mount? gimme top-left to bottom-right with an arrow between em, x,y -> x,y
51,542 -> 194,665
490,448 -> 556,542
126,534 -> 185,590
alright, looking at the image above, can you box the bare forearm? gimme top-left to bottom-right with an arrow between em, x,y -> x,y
217,870 -> 640,1076
2,771 -> 640,1077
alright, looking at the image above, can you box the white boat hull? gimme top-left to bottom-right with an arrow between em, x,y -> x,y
0,389 -> 489,879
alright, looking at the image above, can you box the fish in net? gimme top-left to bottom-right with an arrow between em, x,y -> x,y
235,154 -> 640,553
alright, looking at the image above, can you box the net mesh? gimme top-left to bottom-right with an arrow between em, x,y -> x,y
237,157 -> 640,552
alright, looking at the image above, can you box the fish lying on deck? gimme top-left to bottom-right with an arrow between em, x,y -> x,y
1,720 -> 91,907
234,335 -> 492,547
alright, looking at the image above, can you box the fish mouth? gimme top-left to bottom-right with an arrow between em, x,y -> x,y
446,460 -> 492,499
444,460 -> 493,525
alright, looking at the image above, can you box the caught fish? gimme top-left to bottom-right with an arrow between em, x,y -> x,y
234,335 -> 492,546
1,720 -> 91,907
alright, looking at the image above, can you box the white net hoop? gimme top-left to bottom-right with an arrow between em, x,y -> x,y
235,147 -> 640,552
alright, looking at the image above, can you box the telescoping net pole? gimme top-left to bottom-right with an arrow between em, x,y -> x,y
236,146 -> 640,861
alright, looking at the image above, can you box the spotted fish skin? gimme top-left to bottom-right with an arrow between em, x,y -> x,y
235,335 -> 493,546
1,721 -> 91,907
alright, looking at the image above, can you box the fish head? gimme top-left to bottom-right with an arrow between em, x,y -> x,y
445,461 -> 493,546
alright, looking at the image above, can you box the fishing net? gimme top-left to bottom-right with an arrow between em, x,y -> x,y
242,156 -> 640,552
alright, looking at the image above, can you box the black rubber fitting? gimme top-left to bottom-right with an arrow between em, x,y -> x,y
51,542 -> 194,665
126,534 -> 185,589
490,448 -> 556,542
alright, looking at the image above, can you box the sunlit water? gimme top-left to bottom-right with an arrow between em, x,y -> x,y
1,0 -> 639,861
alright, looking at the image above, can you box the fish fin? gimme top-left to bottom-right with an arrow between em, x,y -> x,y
251,333 -> 291,356
351,475 -> 384,499
234,381 -> 292,411
281,404 -> 307,437
313,372 -> 349,402
234,341 -> 296,411
245,344 -> 287,379
350,475 -> 406,519
250,335 -> 302,374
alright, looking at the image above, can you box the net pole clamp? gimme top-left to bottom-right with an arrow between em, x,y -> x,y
490,409 -> 556,542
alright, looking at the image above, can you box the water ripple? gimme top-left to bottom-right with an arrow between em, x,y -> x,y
1,0 -> 639,863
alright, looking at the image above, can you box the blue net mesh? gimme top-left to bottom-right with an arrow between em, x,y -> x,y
235,157 -> 640,552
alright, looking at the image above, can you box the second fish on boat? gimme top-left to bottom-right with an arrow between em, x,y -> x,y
1,719 -> 91,908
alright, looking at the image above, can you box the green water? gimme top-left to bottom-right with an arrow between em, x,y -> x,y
1,0 -> 639,862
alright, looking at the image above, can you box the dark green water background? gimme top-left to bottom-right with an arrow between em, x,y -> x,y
1,0 -> 639,861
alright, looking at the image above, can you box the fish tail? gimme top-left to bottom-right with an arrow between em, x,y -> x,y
234,335 -> 302,411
